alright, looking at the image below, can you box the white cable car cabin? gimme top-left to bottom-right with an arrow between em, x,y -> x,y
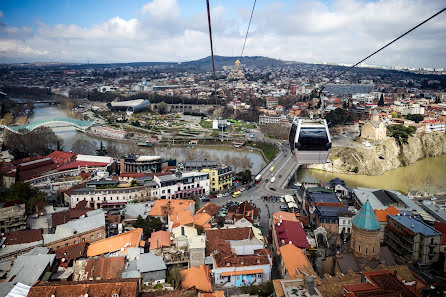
289,118 -> 332,164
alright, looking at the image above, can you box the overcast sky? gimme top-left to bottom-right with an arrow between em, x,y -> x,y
0,0 -> 445,68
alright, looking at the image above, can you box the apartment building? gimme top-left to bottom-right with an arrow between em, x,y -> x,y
385,215 -> 441,264
154,171 -> 210,199
0,203 -> 26,234
201,166 -> 233,193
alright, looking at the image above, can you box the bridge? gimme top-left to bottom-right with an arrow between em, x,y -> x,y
1,118 -> 96,133
15,100 -> 60,105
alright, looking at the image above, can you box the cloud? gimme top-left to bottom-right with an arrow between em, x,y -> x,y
0,0 -> 445,68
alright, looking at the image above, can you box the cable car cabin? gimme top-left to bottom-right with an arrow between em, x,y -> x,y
289,118 -> 332,164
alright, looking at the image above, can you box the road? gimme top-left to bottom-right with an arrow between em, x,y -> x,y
211,141 -> 301,235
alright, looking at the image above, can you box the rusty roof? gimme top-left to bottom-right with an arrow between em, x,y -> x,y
79,257 -> 125,281
27,279 -> 139,297
196,203 -> 221,216
5,229 -> 42,245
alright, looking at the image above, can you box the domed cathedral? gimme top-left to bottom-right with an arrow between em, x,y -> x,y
350,200 -> 381,259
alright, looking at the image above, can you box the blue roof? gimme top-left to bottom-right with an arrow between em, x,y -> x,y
389,215 -> 441,236
352,200 -> 380,230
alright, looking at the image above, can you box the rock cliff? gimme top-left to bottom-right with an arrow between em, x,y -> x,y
307,132 -> 446,175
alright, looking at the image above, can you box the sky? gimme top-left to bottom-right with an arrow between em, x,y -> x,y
0,0 -> 445,68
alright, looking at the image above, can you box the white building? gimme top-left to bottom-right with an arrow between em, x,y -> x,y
424,120 -> 445,133
91,126 -> 127,139
259,114 -> 287,125
338,216 -> 353,234
153,172 -> 210,199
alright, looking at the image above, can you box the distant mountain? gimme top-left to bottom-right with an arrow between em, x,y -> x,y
178,55 -> 291,71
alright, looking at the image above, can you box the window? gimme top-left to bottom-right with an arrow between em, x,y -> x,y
358,245 -> 361,252
112,294 -> 119,297
91,235 -> 94,240
97,233 -> 101,238
74,240 -> 77,244
257,273 -> 262,278
65,243 -> 69,247
366,248 -> 368,255
82,238 -> 86,242
56,246 -> 60,250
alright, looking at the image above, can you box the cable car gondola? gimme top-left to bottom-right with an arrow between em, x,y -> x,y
289,118 -> 331,164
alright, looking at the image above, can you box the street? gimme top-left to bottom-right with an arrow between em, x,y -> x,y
211,141 -> 300,235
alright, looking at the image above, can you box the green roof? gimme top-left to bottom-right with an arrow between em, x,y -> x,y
352,200 -> 380,231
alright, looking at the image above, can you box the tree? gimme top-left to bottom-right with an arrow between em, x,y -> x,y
106,142 -> 120,157
158,101 -> 168,114
132,215 -> 163,239
96,141 -> 108,156
168,266 -> 184,289
0,182 -> 46,213
325,108 -> 356,126
405,114 -> 424,123
71,138 -> 97,155
4,126 -> 63,158
387,124 -> 417,145
236,169 -> 252,184
378,94 -> 385,106
390,111 -> 398,118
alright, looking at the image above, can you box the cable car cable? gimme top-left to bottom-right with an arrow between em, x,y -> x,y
315,7 -> 446,95
240,0 -> 257,62
206,0 -> 218,97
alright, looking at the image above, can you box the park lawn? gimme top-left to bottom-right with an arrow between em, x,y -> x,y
199,120 -> 213,129
246,141 -> 279,161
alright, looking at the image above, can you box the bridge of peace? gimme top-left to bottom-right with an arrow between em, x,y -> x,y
1,118 -> 96,134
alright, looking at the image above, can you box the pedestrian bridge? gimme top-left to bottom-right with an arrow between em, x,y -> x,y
1,118 -> 96,133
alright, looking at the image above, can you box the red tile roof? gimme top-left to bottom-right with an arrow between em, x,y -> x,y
182,265 -> 213,292
149,231 -> 172,250
28,279 -> 138,297
55,242 -> 88,268
205,227 -> 253,256
275,220 -> 310,249
362,270 -> 421,297
57,161 -> 109,171
87,228 -> 143,257
5,229 -> 42,245
80,257 -> 125,280
47,151 -> 76,166
52,201 -> 92,227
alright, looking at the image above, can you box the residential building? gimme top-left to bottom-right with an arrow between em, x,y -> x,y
182,265 -> 213,293
123,252 -> 167,285
258,114 -> 288,125
266,97 -> 279,109
0,229 -> 43,261
72,256 -> 125,281
87,228 -> 144,257
385,214 -> 441,264
0,247 -> 55,295
69,180 -> 152,209
424,119 -> 445,133
374,206 -> 400,242
226,201 -> 260,228
193,203 -> 221,230
154,171 -> 210,199
272,220 -> 309,252
149,199 -> 195,224
188,235 -> 206,267
201,166 -> 233,193
149,230 -> 172,250
183,160 -> 218,171
278,244 -> 315,279
0,203 -> 26,234
43,210 -> 106,251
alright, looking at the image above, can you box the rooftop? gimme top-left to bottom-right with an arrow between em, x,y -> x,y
149,230 -> 171,250
279,244 -> 313,279
275,220 -> 310,249
389,215 -> 441,236
374,206 -> 400,222
87,228 -> 143,257
182,265 -> 213,292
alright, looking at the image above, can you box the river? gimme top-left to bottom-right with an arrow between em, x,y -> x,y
296,154 -> 446,194
28,105 -> 266,173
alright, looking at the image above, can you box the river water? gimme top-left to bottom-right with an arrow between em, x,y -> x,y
28,105 -> 266,173
296,154 -> 446,194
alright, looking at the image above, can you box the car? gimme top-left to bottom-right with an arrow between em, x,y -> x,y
278,174 -> 282,178
217,194 -> 223,198
241,187 -> 246,191
270,187 -> 276,191
279,197 -> 285,203
223,193 -> 229,197
210,194 -> 217,199
280,205 -> 288,211
202,198 -> 211,202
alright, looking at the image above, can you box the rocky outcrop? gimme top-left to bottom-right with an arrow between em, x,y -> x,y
308,132 -> 446,175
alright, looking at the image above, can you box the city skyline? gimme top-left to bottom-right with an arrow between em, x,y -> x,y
0,0 -> 446,68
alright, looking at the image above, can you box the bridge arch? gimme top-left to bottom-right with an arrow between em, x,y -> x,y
1,118 -> 96,134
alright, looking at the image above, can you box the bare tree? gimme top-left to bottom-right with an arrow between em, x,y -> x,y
106,142 -> 121,157
71,138 -> 97,155
239,156 -> 253,171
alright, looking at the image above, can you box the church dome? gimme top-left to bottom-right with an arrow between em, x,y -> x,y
352,200 -> 380,231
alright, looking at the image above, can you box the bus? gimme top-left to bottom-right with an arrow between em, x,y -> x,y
254,174 -> 262,184
270,166 -> 275,173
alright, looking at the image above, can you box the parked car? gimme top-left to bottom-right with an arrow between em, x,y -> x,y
223,193 -> 229,197
210,194 -> 217,199
201,198 -> 210,202
270,187 -> 276,191
280,205 -> 288,211
217,194 -> 223,198
278,174 -> 282,178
